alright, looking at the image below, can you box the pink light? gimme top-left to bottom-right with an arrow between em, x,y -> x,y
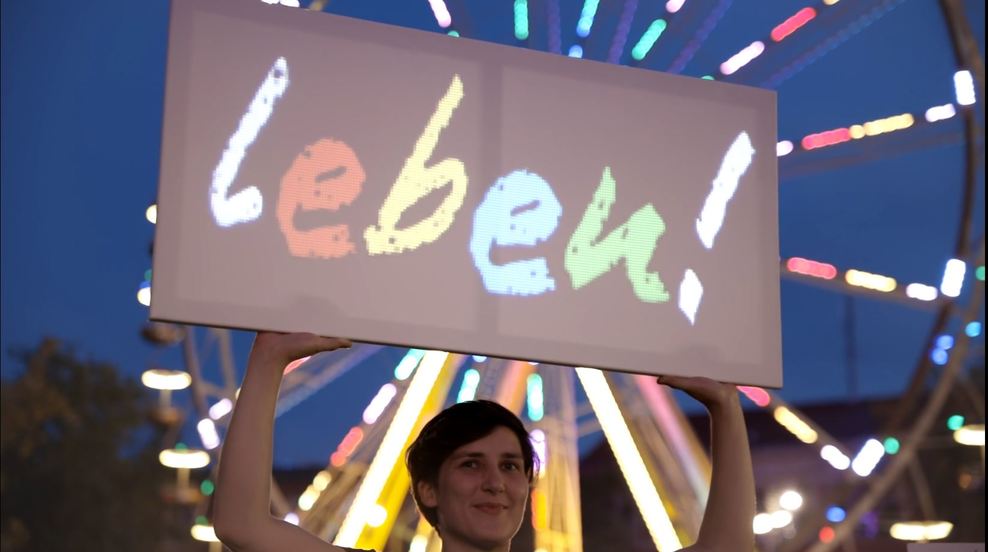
428,0 -> 452,28
362,383 -> 398,425
719,41 -> 765,75
330,451 -> 346,467
284,355 -> 311,374
786,257 -> 837,280
771,7 -> 817,42
339,427 -> 364,455
737,386 -> 771,407
665,0 -> 686,14
801,128 -> 851,150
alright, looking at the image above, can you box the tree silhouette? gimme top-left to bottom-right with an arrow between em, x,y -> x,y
1,339 -> 186,552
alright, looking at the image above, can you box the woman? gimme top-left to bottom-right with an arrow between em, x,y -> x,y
213,332 -> 755,551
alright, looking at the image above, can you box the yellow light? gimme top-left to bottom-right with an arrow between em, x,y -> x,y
298,487 -> 319,511
142,368 -> 192,390
159,448 -> 210,469
953,424 -> 985,446
335,351 -> 448,546
845,269 -> 897,292
823,0 -> 839,4
863,113 -> 914,137
190,524 -> 219,542
576,368 -> 682,551
146,204 -> 158,224
366,504 -> 388,528
313,470 -> 332,491
890,520 -> 953,541
849,125 -> 865,139
773,406 -> 818,444
532,488 -> 548,530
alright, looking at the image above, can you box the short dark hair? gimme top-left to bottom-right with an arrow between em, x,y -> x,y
405,400 -> 538,530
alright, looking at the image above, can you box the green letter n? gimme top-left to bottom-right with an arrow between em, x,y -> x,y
564,167 -> 668,302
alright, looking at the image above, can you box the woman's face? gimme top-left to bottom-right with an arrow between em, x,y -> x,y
418,426 -> 530,551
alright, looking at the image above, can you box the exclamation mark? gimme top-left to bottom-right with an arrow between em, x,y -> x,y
678,131 -> 755,325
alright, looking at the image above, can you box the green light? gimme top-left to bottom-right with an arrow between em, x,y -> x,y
195,515 -> 208,526
701,75 -> 715,80
447,30 -> 459,37
526,373 -> 544,422
630,19 -> 667,61
176,442 -> 188,450
513,0 -> 529,41
977,265 -> 985,281
200,479 -> 215,496
144,269 -> 152,281
947,414 -> 965,431
883,437 -> 900,455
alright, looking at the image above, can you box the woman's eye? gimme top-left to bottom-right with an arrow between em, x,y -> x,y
502,463 -> 520,471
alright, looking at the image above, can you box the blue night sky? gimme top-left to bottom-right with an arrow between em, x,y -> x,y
2,0 -> 984,467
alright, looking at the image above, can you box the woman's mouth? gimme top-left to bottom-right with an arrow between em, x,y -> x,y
474,504 -> 506,515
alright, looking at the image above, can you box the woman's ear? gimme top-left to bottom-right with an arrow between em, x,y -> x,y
417,480 -> 438,508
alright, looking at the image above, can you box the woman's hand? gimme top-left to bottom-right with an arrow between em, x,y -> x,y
656,374 -> 739,410
249,331 -> 352,368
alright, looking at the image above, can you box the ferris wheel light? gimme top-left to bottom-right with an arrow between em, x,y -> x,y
776,140 -> 794,157
953,424 -> 985,446
190,523 -> 219,542
427,0 -> 452,28
820,445 -> 850,470
366,504 -> 389,528
770,7 -> 816,43
925,103 -> 956,122
336,351 -> 448,546
890,520 -> 953,541
753,513 -> 774,535
142,368 -> 192,390
363,383 -> 398,424
576,367 -> 682,551
159,448 -> 210,469
779,489 -> 803,511
953,70 -> 976,106
456,368 -> 481,403
845,269 -> 896,293
786,257 -> 837,280
720,41 -> 765,75
312,470 -> 332,491
905,283 -> 938,301
409,535 -> 429,552
209,398 -> 233,420
197,418 -> 221,450
145,204 -> 158,224
137,281 -> 152,307
774,406 -> 818,444
298,487 -> 319,511
851,438 -> 885,477
940,258 -> 966,298
769,510 -> 793,529
665,0 -> 686,14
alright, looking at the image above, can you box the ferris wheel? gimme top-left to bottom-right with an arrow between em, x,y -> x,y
136,1 -> 985,550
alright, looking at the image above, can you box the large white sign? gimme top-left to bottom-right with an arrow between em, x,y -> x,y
152,0 -> 781,386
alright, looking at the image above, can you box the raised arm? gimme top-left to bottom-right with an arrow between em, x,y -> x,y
213,332 -> 352,552
657,375 -> 756,552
